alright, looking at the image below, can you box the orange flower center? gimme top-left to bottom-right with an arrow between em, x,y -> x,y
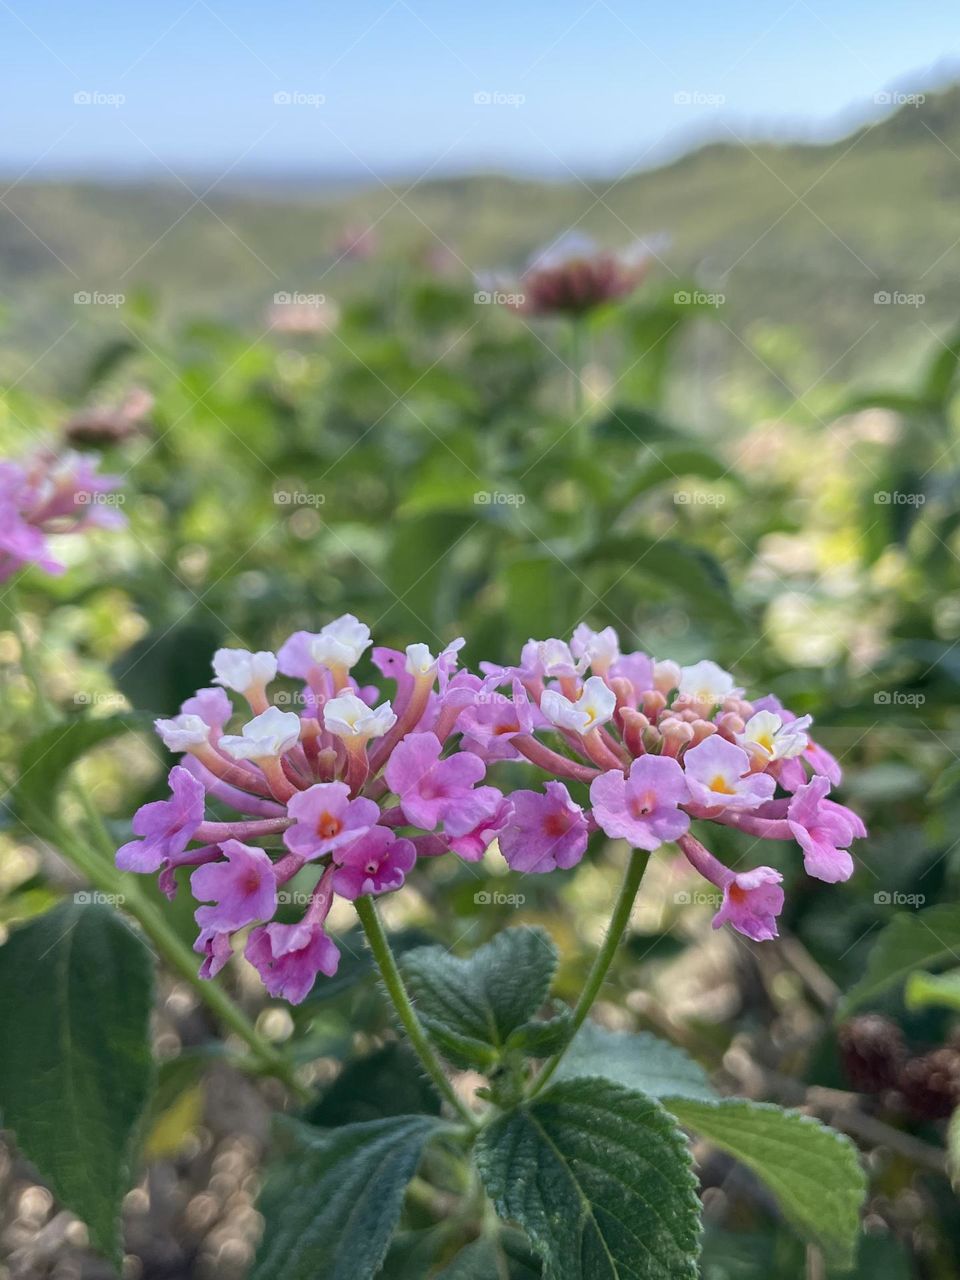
316,811 -> 343,840
709,775 -> 736,795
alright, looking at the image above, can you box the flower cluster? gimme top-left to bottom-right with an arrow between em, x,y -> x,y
116,617 -> 505,1002
512,233 -> 651,316
115,614 -> 866,1002
476,627 -> 866,942
0,448 -> 124,582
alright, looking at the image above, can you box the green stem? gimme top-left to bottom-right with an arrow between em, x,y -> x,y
355,894 -> 477,1127
530,847 -> 650,1098
569,316 -> 586,420
6,586 -> 308,1102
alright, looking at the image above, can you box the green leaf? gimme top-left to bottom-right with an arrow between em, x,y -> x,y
506,1001 -> 575,1057
555,1023 -> 716,1101
837,904 -> 960,1017
905,968 -> 960,1012
252,1114 -> 444,1280
667,1099 -> 865,1270
399,926 -> 558,1070
302,1041 -> 441,1127
15,714 -> 147,821
0,901 -> 154,1266
474,1077 -> 701,1279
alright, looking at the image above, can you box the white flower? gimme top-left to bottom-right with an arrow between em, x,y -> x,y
653,660 -> 682,694
540,675 -> 616,735
537,638 -> 586,678
739,710 -> 811,761
571,624 -> 621,672
220,707 -> 301,760
308,614 -> 371,669
323,692 -> 396,741
405,642 -> 437,678
678,660 -> 737,707
212,647 -> 277,694
155,713 -> 210,752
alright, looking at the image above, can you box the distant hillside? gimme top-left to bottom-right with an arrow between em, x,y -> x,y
3,84 -> 960,393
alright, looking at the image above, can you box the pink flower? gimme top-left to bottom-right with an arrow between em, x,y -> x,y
117,765 -> 206,873
682,737 -> 775,811
191,839 -> 277,931
195,927 -> 232,979
787,775 -> 864,883
181,686 -> 233,734
499,782 -> 589,873
384,732 -> 486,830
447,792 -> 511,862
283,781 -> 380,859
712,867 -> 785,942
331,827 -> 417,898
589,756 -> 690,850
245,921 -> 340,1003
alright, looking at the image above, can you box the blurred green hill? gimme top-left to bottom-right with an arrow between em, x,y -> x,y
3,82 -> 960,389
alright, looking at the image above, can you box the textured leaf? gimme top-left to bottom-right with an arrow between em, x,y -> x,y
474,1077 -> 701,1279
0,901 -> 154,1265
838,904 -> 960,1017
507,1002 -> 575,1057
555,1023 -> 715,1101
399,926 -> 558,1070
668,1099 -> 865,1270
252,1114 -> 444,1280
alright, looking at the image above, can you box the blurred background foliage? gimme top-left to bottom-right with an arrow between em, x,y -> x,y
3,87 -> 960,1278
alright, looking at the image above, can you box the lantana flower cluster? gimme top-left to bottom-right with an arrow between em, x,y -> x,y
0,448 -> 124,581
478,627 -> 865,942
495,233 -> 651,316
116,615 -> 866,1003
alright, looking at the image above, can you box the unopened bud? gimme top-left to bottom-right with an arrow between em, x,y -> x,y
689,719 -> 718,746
640,689 -> 667,719
715,712 -> 745,741
660,717 -> 694,757
619,708 -> 649,756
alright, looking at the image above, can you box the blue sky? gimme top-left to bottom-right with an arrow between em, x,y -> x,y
3,0 -> 956,178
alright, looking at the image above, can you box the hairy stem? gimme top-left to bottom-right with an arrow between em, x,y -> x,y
530,846 -> 650,1097
355,894 -> 477,1127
